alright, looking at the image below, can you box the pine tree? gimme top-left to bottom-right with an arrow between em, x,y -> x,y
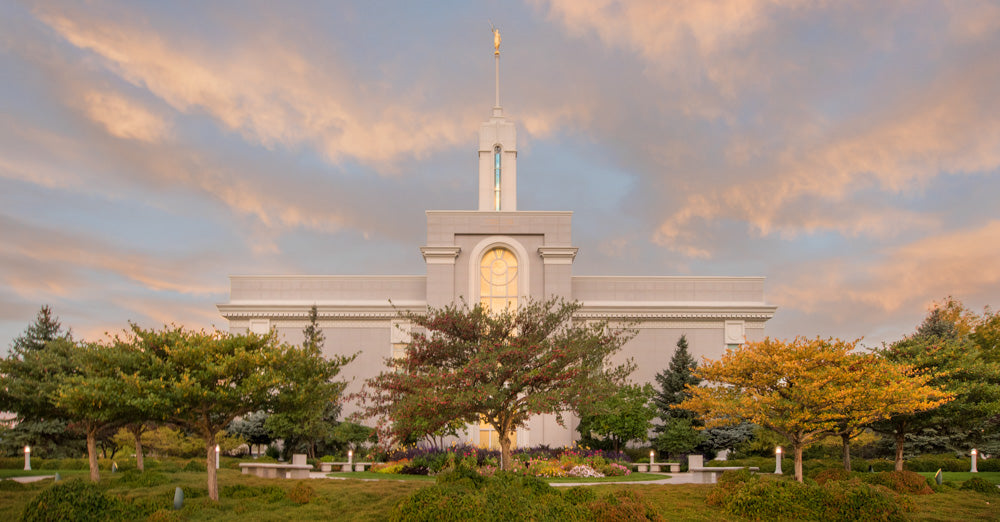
302,304 -> 325,352
653,335 -> 700,424
11,305 -> 68,354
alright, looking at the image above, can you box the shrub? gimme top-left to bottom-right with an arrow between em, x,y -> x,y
709,471 -> 911,521
0,479 -> 28,491
181,460 -> 206,472
812,467 -> 854,485
821,480 -> 912,521
586,490 -> 663,522
600,462 -> 632,477
862,471 -> 934,495
116,469 -> 171,488
287,481 -> 315,504
562,486 -> 597,505
960,477 -> 1000,495
21,479 -> 154,522
220,484 -> 285,502
399,464 -> 430,475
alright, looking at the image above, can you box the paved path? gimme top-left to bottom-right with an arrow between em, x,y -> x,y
308,471 -> 715,486
5,475 -> 55,483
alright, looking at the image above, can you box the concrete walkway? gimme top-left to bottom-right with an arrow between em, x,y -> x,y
308,471 -> 715,486
5,475 -> 55,483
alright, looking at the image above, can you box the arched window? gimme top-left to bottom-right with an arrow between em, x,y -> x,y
480,247 -> 517,313
493,145 -> 502,210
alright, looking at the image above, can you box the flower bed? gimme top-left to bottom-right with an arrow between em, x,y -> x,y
369,443 -> 632,479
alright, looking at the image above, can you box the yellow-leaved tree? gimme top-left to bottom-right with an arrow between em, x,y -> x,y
679,337 -> 950,482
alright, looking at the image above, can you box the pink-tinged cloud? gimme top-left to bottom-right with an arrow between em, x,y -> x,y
770,220 -> 1000,314
33,7 -> 475,170
81,90 -> 170,143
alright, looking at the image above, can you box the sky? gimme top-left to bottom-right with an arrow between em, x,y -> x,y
2,0 -> 999,353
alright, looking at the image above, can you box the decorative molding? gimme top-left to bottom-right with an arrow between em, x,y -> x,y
576,311 -> 776,320
538,246 -> 578,265
420,246 -> 461,264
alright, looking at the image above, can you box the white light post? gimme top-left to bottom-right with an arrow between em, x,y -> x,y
971,448 -> 978,473
215,445 -> 220,470
348,449 -> 354,467
24,446 -> 31,471
775,446 -> 783,475
649,450 -> 655,468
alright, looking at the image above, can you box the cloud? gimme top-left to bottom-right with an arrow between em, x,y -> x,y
81,90 -> 170,143
33,6 -> 475,170
770,220 -> 1000,314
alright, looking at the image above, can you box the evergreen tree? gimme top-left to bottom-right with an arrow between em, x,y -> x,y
302,304 -> 325,352
653,335 -> 700,424
0,306 -> 82,457
11,305 -> 68,353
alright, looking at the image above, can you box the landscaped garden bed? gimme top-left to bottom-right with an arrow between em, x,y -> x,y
365,443 -> 638,479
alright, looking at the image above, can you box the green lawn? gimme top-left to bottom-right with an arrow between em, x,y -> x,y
0,469 -> 89,479
917,471 -> 1000,485
2,468 -> 1000,520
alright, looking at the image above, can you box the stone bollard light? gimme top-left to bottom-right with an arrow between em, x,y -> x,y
775,446 -> 783,475
971,448 -> 978,473
24,446 -> 31,471
216,445 -> 220,470
649,450 -> 655,468
348,449 -> 354,466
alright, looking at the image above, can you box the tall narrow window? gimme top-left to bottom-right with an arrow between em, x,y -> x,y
480,247 -> 517,313
493,145 -> 502,211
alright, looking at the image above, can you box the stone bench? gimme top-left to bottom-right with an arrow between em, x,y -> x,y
687,455 -> 758,484
633,462 -> 681,473
239,453 -> 312,479
319,461 -> 373,472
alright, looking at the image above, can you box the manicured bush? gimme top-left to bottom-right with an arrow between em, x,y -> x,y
562,486 -> 597,504
960,477 -> 1000,495
586,489 -> 663,522
219,483 -> 285,502
20,479 -> 154,522
181,460 -> 205,472
115,469 -> 171,488
399,464 -> 430,475
287,481 -> 315,504
0,479 -> 28,491
708,468 -> 912,521
862,471 -> 933,495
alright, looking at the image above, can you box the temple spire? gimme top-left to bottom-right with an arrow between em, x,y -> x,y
478,25 -> 517,211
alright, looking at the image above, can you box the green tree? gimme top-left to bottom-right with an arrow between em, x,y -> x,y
227,411 -> 272,456
54,341 -> 140,481
128,326 -> 290,501
874,299 -> 1000,469
265,306 -> 355,459
359,298 -> 636,471
0,307 -> 81,457
651,335 -> 704,457
653,335 -> 699,422
577,383 -> 657,453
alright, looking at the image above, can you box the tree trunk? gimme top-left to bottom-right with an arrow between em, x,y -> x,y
793,444 -> 804,483
129,425 -> 146,471
87,427 -> 100,483
498,430 -> 512,471
894,431 -> 905,472
206,432 -> 218,501
841,433 -> 852,472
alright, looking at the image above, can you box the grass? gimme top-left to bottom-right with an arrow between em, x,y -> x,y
3,468 -> 1000,520
916,471 -> 1000,485
326,471 -> 436,481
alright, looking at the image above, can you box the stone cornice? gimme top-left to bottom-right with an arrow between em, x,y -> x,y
217,302 -> 426,320
420,246 -> 462,264
538,246 -> 578,264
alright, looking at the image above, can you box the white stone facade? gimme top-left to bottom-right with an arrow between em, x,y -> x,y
218,80 -> 776,448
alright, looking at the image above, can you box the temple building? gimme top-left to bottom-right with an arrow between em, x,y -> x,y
217,37 -> 776,448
